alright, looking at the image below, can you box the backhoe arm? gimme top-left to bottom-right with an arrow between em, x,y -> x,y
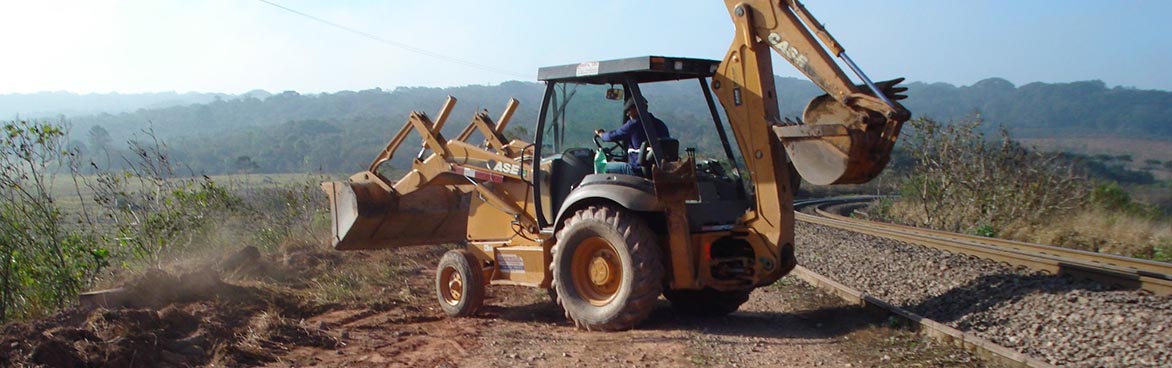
746,0 -> 906,119
714,0 -> 910,284
716,0 -> 910,187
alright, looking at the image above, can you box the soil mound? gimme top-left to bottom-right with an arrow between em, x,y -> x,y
0,257 -> 339,367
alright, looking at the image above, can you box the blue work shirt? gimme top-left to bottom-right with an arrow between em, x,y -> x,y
600,112 -> 670,169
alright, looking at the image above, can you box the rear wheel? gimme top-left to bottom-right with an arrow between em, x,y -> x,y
435,249 -> 485,317
552,205 -> 663,331
664,288 -> 751,316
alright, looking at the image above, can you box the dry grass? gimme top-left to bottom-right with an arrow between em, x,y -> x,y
885,200 -> 1172,261
49,172 -> 338,214
91,237 -> 451,315
1013,208 -> 1172,260
288,241 -> 452,307
876,119 -> 1172,262
85,174 -> 456,314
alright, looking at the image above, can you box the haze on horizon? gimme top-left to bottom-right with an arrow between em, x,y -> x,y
2,0 -> 1170,95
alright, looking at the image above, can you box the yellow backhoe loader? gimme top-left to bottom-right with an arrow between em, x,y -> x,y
321,0 -> 909,331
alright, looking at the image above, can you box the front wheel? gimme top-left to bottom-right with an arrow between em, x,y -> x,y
435,249 -> 485,317
552,205 -> 663,331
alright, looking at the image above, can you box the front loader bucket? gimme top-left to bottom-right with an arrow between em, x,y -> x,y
321,172 -> 469,250
776,94 -> 901,185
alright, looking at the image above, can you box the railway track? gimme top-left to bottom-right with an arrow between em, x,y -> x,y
787,196 -> 1172,366
788,265 -> 1054,367
795,197 -> 1172,296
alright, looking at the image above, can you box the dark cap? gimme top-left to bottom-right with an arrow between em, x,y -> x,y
624,96 -> 647,110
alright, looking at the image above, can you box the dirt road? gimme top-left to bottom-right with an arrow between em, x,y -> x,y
0,244 -> 982,367
267,246 -> 982,367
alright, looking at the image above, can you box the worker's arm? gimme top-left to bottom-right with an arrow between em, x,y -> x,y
599,119 -> 638,142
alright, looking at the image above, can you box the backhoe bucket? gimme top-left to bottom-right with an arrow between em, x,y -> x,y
321,172 -> 469,250
776,94 -> 900,185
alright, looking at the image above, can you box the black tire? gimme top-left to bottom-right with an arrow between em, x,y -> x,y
545,288 -> 558,304
552,205 -> 663,331
435,249 -> 485,317
664,288 -> 752,317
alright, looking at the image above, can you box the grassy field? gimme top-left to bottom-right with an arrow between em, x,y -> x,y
1020,136 -> 1172,180
49,172 -> 343,213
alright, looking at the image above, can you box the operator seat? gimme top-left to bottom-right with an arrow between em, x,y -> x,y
657,138 -> 680,162
639,137 -> 680,177
550,147 -> 595,215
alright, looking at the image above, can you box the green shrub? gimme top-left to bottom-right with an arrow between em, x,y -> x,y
890,117 -> 1087,232
238,178 -> 329,251
91,134 -> 244,265
1089,182 -> 1160,219
0,120 -> 110,321
1154,244 -> 1172,263
1090,183 -> 1132,211
0,122 -> 335,321
969,223 -> 998,238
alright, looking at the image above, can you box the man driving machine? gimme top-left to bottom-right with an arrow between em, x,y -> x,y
594,97 -> 670,175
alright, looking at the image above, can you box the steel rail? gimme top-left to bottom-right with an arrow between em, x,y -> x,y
790,266 -> 1056,368
819,202 -> 1172,280
794,197 -> 1172,296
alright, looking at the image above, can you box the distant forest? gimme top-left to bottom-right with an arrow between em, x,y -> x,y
7,77 -> 1168,175
0,90 -> 273,120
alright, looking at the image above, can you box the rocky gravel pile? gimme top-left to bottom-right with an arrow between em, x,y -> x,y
795,221 -> 1172,367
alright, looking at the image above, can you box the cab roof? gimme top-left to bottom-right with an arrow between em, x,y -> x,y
537,56 -> 720,84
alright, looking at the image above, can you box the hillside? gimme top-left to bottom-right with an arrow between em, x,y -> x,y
0,91 -> 273,120
15,77 -> 1172,175
906,78 -> 1172,138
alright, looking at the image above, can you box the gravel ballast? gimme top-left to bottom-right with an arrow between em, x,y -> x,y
795,221 -> 1172,367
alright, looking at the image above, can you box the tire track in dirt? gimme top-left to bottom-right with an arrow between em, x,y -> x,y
269,275 -> 983,367
1,243 -> 985,367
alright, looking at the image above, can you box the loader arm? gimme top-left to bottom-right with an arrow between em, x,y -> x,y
322,97 -> 540,250
713,0 -> 910,282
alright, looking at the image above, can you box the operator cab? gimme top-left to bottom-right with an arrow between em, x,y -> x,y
532,56 -> 750,229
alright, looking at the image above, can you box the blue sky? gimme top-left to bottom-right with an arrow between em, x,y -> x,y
2,0 -> 1170,94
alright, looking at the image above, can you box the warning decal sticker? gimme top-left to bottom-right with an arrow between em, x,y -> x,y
575,61 -> 599,76
496,253 -> 525,272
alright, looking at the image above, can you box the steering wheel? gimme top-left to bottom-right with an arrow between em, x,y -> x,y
593,135 -> 627,162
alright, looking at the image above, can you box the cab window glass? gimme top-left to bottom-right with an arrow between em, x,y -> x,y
541,83 -> 620,156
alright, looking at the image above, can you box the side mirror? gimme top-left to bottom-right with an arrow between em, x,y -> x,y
605,88 -> 623,100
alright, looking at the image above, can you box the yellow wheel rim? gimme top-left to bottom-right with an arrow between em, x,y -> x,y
439,267 -> 463,306
571,236 -> 622,306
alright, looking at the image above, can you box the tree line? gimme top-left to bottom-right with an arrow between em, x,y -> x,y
51,77 -> 1172,175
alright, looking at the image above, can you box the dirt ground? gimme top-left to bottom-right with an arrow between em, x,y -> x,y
0,244 -> 984,367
